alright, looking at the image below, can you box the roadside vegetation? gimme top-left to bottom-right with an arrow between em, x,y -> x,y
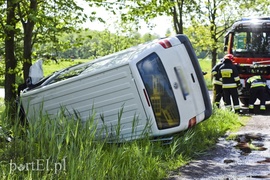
199,59 -> 213,89
0,101 -> 244,179
0,52 -> 247,179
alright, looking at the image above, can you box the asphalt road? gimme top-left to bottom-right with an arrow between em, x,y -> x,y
168,114 -> 270,180
168,93 -> 270,180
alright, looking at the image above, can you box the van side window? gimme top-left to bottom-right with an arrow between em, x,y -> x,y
137,53 -> 180,130
47,64 -> 88,84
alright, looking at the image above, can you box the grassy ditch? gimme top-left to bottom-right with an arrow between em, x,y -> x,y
0,103 -> 244,179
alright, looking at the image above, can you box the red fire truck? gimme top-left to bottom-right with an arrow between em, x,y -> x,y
224,17 -> 270,105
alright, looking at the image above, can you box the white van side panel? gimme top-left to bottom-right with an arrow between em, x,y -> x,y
21,65 -> 149,141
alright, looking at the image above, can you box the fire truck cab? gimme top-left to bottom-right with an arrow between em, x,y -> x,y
224,17 -> 270,105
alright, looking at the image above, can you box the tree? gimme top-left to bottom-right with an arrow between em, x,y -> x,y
119,0 -> 199,35
194,0 -> 235,69
4,0 -> 18,103
1,0 -> 88,102
116,0 -> 270,69
54,29 -> 156,59
18,0 -> 87,82
170,0 -> 200,34
19,0 -> 38,82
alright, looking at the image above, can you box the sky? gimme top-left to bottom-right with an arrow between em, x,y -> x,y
76,0 -> 174,37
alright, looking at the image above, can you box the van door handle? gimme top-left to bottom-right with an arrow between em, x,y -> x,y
191,73 -> 195,83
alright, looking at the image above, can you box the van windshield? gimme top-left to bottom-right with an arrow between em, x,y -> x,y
137,53 -> 180,130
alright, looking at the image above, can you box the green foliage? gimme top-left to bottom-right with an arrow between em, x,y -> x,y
0,98 -> 245,179
199,59 -> 212,89
0,29 -> 158,87
2,0 -> 269,101
43,29 -> 157,60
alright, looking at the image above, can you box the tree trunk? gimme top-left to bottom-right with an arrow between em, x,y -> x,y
5,0 -> 17,103
171,0 -> 184,34
22,0 -> 37,81
23,30 -> 33,81
211,48 -> 218,70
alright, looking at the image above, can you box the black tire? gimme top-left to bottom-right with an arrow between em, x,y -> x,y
239,97 -> 249,107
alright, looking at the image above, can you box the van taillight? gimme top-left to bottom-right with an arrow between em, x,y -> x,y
188,116 -> 197,128
159,39 -> 172,49
143,89 -> 151,107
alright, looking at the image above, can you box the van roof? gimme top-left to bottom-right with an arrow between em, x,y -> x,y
82,40 -> 158,72
51,40 -> 165,81
29,39 -> 161,89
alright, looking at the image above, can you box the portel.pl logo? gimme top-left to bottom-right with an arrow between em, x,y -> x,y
9,157 -> 66,174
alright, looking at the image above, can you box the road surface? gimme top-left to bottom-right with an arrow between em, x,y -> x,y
168,94 -> 270,179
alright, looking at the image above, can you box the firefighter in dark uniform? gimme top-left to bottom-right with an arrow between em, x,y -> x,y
246,75 -> 267,113
218,54 -> 241,113
211,59 -> 224,108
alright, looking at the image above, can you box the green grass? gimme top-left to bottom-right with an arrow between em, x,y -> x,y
199,59 -> 212,89
0,58 -> 240,179
0,102 -> 245,179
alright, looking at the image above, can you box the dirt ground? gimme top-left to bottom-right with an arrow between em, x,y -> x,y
167,104 -> 270,180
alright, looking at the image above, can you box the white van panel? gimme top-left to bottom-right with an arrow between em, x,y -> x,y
21,65 -> 148,141
175,44 -> 205,113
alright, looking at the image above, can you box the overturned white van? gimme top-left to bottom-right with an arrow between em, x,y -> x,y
19,34 -> 212,141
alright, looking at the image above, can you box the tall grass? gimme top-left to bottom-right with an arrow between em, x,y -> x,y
0,59 -> 243,179
0,103 -> 244,180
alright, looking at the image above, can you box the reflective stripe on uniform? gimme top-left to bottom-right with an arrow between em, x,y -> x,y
247,75 -> 266,89
247,76 -> 259,83
234,76 -> 240,81
213,79 -> 222,85
260,105 -> 266,110
222,83 -> 237,88
234,105 -> 240,110
220,69 -> 233,78
250,82 -> 266,88
249,105 -> 254,109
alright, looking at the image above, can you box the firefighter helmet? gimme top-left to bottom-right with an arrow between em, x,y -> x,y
223,54 -> 234,61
